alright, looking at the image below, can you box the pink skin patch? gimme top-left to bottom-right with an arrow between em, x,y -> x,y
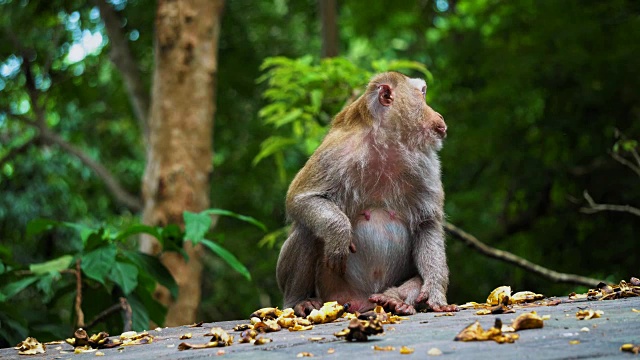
387,210 -> 396,220
361,210 -> 371,221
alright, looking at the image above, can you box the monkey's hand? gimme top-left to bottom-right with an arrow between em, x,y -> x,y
324,240 -> 356,274
416,286 -> 459,313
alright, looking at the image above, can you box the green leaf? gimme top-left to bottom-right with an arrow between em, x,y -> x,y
121,250 -> 178,299
36,272 -> 60,302
109,262 -> 138,295
0,276 -> 38,301
81,244 -> 117,285
200,239 -> 251,281
252,136 -> 298,166
183,211 -> 212,245
29,255 -> 73,275
113,224 -> 162,242
203,208 -> 267,232
127,294 -> 151,332
26,219 -> 60,238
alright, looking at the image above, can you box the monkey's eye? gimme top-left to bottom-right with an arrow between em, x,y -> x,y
421,86 -> 427,96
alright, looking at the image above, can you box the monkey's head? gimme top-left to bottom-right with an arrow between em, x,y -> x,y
365,72 -> 447,151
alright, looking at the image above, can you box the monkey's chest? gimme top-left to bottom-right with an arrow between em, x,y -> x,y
344,209 -> 414,294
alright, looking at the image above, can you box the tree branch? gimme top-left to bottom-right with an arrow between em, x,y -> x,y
85,297 -> 133,332
97,0 -> 150,140
39,127 -> 142,211
0,136 -> 37,168
13,57 -> 143,212
444,222 -> 602,287
581,190 -> 640,217
610,151 -> 640,179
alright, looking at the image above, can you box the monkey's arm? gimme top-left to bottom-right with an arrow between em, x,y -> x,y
287,188 -> 354,274
413,221 -> 456,311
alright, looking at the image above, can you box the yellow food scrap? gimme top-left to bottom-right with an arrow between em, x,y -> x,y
569,340 -> 580,345
510,311 -> 544,331
399,346 -> 415,354
620,343 -> 640,354
373,345 -> 395,351
487,286 -> 511,305
576,309 -> 603,320
307,301 -> 345,324
15,337 -> 46,355
296,352 -> 314,357
427,347 -> 443,356
454,319 -> 519,344
510,291 -> 545,304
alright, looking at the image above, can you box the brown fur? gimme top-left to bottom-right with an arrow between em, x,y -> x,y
276,72 -> 456,316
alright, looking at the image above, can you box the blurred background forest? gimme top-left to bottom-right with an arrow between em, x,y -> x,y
1,0 -> 639,347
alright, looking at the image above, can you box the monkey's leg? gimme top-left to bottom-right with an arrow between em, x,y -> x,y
369,276 -> 422,315
413,222 -> 459,312
276,225 -> 323,316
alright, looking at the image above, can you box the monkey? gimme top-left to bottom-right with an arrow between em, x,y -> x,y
276,71 -> 457,317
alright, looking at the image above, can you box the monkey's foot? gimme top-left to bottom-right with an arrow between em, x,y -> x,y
292,298 -> 322,317
428,302 -> 459,312
368,293 -> 416,315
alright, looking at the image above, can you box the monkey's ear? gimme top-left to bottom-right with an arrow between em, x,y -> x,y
378,84 -> 394,107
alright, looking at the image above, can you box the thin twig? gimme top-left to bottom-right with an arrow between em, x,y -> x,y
581,190 -> 640,217
97,0 -> 150,140
75,259 -> 85,328
445,222 -> 602,287
610,151 -> 640,179
85,297 -> 133,332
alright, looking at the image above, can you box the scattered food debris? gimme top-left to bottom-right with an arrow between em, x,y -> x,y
296,352 -> 314,357
179,333 -> 192,340
308,337 -> 325,342
14,337 -> 46,355
454,319 -> 519,344
253,337 -> 272,345
569,340 -> 580,345
580,327 -> 590,332
307,301 -> 346,324
178,328 -> 233,350
576,309 -> 603,320
621,343 -> 640,355
427,347 -> 443,356
399,346 -> 415,354
334,318 -> 384,342
509,311 -> 544,331
327,348 -> 335,354
373,345 -> 395,351
569,277 -> 640,301
96,351 -> 105,356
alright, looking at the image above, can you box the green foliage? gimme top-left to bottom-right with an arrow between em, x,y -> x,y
255,56 -> 432,181
0,208 -> 261,345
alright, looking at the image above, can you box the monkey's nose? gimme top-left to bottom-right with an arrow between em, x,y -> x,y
435,124 -> 447,138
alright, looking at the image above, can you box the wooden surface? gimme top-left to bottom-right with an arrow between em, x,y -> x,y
2,296 -> 639,359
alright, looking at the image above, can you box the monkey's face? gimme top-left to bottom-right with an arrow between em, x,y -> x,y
369,72 -> 447,151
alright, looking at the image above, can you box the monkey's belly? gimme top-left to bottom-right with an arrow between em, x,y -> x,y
344,209 -> 414,294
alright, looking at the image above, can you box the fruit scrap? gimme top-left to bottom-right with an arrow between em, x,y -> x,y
509,311 -> 544,331
373,345 -> 395,351
252,319 -> 281,333
250,307 -> 283,320
510,291 -> 545,304
65,328 -> 125,349
399,346 -> 414,354
487,286 -> 512,305
575,309 -> 603,320
334,318 -> 384,342
307,301 -> 346,324
620,343 -> 640,354
14,337 -> 46,355
203,327 -> 234,346
358,306 -> 408,324
178,328 -> 233,350
454,319 -> 519,344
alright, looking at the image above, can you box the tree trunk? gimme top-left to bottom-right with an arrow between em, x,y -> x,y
319,0 -> 339,58
141,0 -> 224,326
